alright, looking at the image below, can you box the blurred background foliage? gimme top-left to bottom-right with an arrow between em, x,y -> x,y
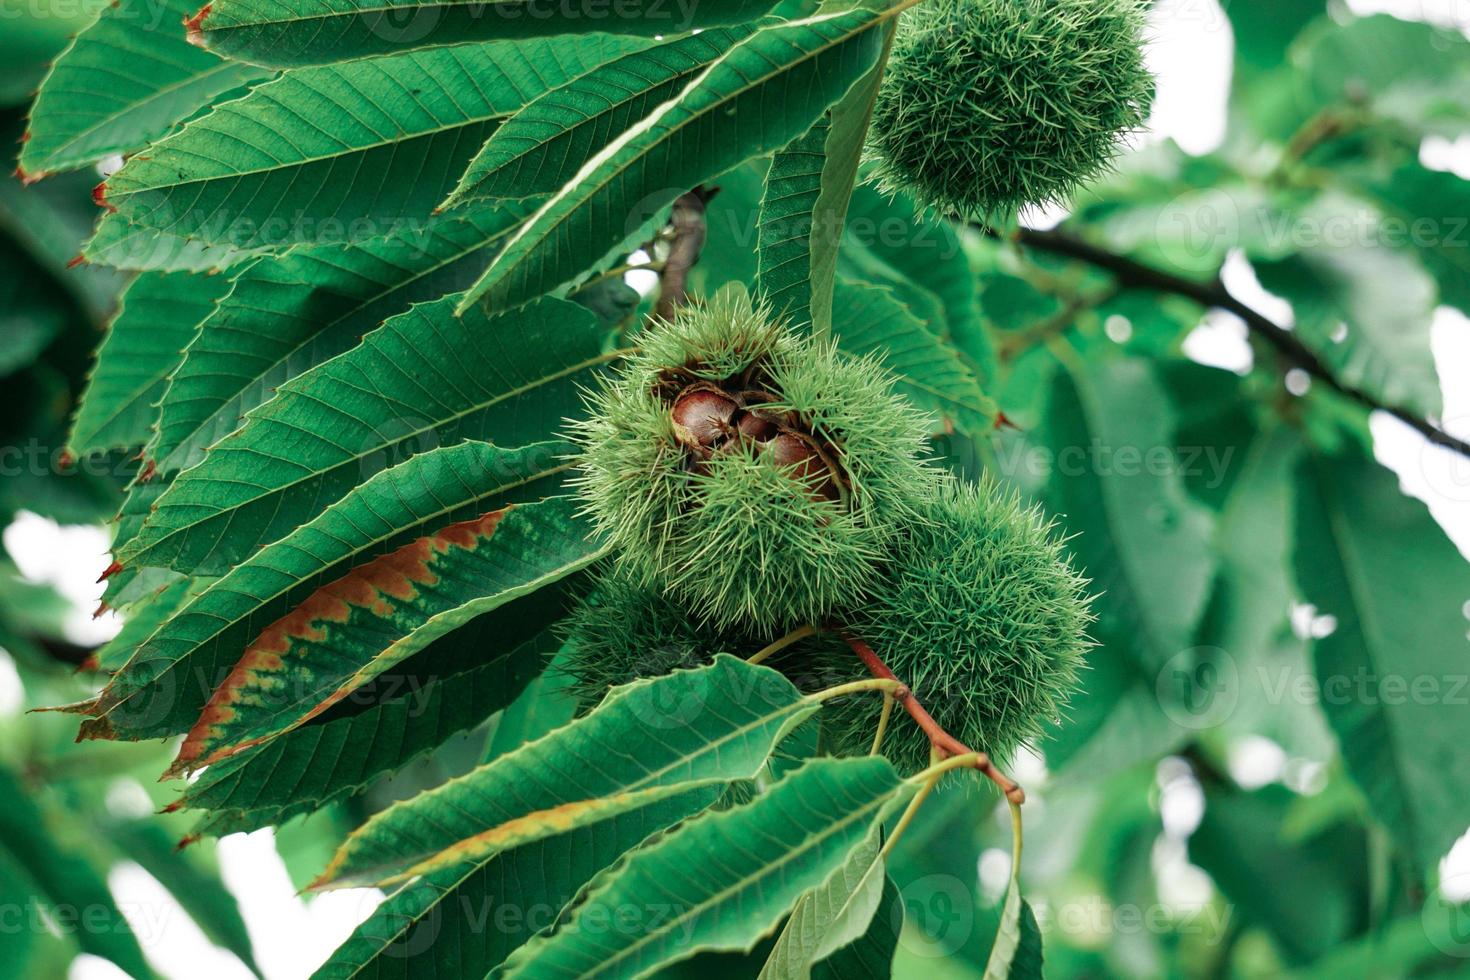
2,0 -> 1470,977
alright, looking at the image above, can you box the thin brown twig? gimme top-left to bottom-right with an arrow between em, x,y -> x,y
839,628 -> 1026,805
991,224 -> 1470,461
653,186 -> 714,322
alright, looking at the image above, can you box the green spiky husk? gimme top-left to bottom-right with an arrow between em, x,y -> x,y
558,566 -> 853,710
557,567 -> 746,711
819,477 -> 1095,772
571,286 -> 937,630
868,0 -> 1154,221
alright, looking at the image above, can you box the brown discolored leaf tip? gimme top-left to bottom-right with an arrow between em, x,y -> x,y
994,410 -> 1022,432
78,715 -> 117,741
32,695 -> 102,716
57,450 -> 75,470
175,834 -> 201,851
183,3 -> 211,44
98,560 -> 123,582
92,600 -> 110,620
138,458 -> 157,483
92,182 -> 116,213
75,654 -> 101,674
66,254 -> 87,269
174,507 -> 516,775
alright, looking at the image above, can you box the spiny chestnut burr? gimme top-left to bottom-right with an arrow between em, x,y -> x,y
869,0 -> 1153,222
557,566 -> 849,712
571,284 -> 938,630
816,477 -> 1095,772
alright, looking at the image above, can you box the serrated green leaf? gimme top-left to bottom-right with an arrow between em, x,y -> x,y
1028,358 -> 1215,776
460,7 -> 890,312
101,38 -> 640,250
1293,448 -> 1470,876
93,574 -> 200,674
811,872 -> 901,979
172,589 -> 567,833
68,271 -> 228,456
313,798 -> 714,980
169,495 -> 602,774
193,0 -> 779,68
118,295 -> 616,575
82,441 -> 573,742
445,29 -> 752,210
982,821 -> 1042,980
756,22 -> 889,335
317,655 -> 820,888
759,831 -> 884,979
20,0 -> 269,178
757,117 -> 830,328
482,655 -> 580,763
502,756 -> 912,979
843,184 -> 992,379
832,279 -> 995,434
81,210 -> 266,272
151,203 -> 529,474
101,478 -> 181,613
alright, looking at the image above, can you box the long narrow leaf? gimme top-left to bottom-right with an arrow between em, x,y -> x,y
833,279 -> 995,433
151,204 -> 529,474
100,38 -> 640,249
315,656 -> 820,888
755,21 -> 890,334
80,441 -> 573,742
168,495 -> 603,774
501,756 -> 912,979
443,28 -> 752,209
117,295 -> 616,575
68,271 -> 229,456
170,590 -> 568,834
460,6 -> 890,312
192,0 -> 779,68
20,0 -> 269,177
312,798 -> 715,979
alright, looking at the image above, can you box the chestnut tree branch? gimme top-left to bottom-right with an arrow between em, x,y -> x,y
653,186 -> 714,322
992,224 -> 1470,460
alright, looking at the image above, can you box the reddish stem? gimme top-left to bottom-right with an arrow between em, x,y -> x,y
840,628 -> 1026,805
